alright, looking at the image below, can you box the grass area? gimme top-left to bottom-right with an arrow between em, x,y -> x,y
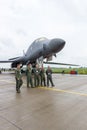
2,67 -> 87,75
51,67 -> 87,75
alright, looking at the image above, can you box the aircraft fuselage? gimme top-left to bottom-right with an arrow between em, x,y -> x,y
11,37 -> 65,67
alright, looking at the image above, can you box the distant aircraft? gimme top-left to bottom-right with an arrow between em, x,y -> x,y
0,37 -> 78,67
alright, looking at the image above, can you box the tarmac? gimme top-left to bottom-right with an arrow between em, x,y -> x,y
1,72 -> 87,130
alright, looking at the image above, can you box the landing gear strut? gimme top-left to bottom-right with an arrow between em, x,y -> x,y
36,56 -> 43,68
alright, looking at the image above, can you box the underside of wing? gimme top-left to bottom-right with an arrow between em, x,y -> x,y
43,61 -> 79,66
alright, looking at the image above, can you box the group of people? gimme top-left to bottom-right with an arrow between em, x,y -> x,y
15,63 -> 55,93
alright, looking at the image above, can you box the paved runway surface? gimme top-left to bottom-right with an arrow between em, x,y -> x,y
0,72 -> 87,130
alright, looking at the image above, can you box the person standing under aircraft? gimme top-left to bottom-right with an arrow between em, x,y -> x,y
15,63 -> 23,93
46,66 -> 54,87
40,65 -> 46,86
26,64 -> 33,88
34,64 -> 40,87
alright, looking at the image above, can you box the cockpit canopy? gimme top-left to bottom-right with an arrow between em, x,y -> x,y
34,37 -> 48,43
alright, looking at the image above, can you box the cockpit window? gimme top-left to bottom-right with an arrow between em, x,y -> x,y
34,37 -> 48,43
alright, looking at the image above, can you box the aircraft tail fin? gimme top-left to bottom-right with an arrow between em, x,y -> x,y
0,56 -> 21,63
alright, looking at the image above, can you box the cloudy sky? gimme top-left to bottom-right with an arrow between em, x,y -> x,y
0,0 -> 87,68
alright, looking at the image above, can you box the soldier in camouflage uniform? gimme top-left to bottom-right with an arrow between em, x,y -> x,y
15,64 -> 23,93
33,64 -> 40,87
46,66 -> 54,87
40,66 -> 46,86
26,64 -> 33,88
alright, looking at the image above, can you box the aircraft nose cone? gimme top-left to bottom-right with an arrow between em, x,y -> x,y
58,39 -> 65,47
49,38 -> 65,53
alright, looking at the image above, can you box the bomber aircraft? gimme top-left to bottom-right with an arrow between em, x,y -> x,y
0,37 -> 78,67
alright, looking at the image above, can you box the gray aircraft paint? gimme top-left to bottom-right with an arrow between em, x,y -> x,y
10,37 -> 65,67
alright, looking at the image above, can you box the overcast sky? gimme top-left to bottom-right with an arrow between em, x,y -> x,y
0,0 -> 87,68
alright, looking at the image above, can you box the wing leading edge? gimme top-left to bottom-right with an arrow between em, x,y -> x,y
0,61 -> 79,66
0,61 -> 12,63
43,61 -> 79,66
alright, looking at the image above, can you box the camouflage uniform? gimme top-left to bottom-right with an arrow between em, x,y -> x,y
46,68 -> 54,87
33,68 -> 40,87
26,67 -> 33,88
15,68 -> 23,93
40,68 -> 46,86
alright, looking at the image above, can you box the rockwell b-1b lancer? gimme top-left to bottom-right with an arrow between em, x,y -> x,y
0,37 -> 78,67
